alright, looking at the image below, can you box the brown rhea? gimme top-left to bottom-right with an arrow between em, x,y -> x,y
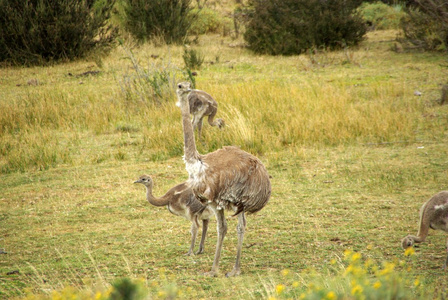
176,81 -> 271,277
134,174 -> 213,256
401,191 -> 448,269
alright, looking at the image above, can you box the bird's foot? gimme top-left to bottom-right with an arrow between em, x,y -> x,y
195,249 -> 204,255
225,268 -> 241,277
204,270 -> 218,277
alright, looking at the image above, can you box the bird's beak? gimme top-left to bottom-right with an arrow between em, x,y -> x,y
134,180 -> 140,184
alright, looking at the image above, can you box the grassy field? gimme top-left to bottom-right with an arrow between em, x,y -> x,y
1,30 -> 448,299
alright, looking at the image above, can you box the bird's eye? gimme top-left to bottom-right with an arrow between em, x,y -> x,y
178,84 -> 182,88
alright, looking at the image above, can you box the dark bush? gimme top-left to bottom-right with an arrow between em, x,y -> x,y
0,0 -> 117,66
398,0 -> 448,51
122,0 -> 194,44
244,0 -> 367,55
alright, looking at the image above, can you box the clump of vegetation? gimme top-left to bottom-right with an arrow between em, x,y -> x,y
398,0 -> 448,51
358,1 -> 406,30
244,0 -> 367,55
0,131 -> 72,173
0,0 -> 117,66
108,278 -> 146,300
182,47 -> 204,70
267,249 -> 428,299
121,0 -> 194,44
16,250 -> 434,299
118,43 -> 185,104
189,7 -> 232,36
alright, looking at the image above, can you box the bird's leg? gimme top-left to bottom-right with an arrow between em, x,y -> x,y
226,212 -> 246,277
196,219 -> 209,255
192,106 -> 207,140
444,237 -> 448,270
187,221 -> 198,256
205,209 -> 227,277
197,118 -> 204,141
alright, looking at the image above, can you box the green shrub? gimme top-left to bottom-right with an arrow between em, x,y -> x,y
398,0 -> 448,52
189,8 -> 232,35
244,0 -> 367,55
358,1 -> 406,30
121,0 -> 193,44
0,0 -> 117,66
182,47 -> 204,70
109,278 -> 146,300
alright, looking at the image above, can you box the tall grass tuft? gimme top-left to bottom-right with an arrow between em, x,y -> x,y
0,131 -> 73,174
198,80 -> 423,151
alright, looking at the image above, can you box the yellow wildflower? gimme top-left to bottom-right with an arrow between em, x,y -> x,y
281,269 -> 290,277
326,291 -> 337,300
51,291 -> 61,300
268,297 -> 277,300
95,292 -> 102,300
373,281 -> 382,289
364,258 -> 373,268
379,262 -> 395,276
292,281 -> 300,288
105,287 -> 113,297
344,265 -> 354,275
404,247 -> 415,256
351,285 -> 363,295
351,252 -> 362,262
414,278 -> 420,287
276,284 -> 285,294
344,249 -> 352,258
330,259 -> 337,265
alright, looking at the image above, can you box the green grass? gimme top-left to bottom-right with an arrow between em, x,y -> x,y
1,30 -> 448,299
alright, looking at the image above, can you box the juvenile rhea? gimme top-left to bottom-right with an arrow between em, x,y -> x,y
176,81 -> 271,277
401,191 -> 448,268
134,175 -> 213,256
176,86 -> 224,138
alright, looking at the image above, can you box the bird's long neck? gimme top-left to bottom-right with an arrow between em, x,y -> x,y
179,93 -> 200,164
145,186 -> 170,207
414,207 -> 430,242
407,234 -> 426,244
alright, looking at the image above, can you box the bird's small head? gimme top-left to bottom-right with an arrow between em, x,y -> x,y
176,82 -> 192,106
134,175 -> 153,187
401,235 -> 414,249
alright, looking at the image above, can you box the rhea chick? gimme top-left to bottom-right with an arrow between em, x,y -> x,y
134,175 -> 214,256
176,86 -> 224,138
401,191 -> 448,269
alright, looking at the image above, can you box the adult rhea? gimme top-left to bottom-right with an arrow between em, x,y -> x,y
176,81 -> 271,277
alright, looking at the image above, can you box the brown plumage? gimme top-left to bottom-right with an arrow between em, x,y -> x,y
176,87 -> 224,138
401,191 -> 448,269
134,175 -> 213,256
176,82 -> 271,277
